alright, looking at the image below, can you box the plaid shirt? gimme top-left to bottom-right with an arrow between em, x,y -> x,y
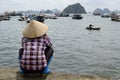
20,34 -> 51,71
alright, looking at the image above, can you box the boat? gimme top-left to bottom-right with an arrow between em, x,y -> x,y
49,16 -> 57,19
18,16 -> 25,21
72,14 -> 83,19
111,18 -> 120,22
18,18 -> 25,21
111,12 -> 120,22
86,27 -> 100,30
34,15 -> 45,22
101,13 -> 110,18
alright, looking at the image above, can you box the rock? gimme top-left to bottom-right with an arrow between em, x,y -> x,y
102,8 -> 111,14
0,67 -> 112,80
93,8 -> 103,15
63,3 -> 86,14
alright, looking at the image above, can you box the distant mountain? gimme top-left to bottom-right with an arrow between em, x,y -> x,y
93,8 -> 103,15
52,9 -> 61,13
45,10 -> 53,13
93,8 -> 111,15
63,3 -> 86,14
102,8 -> 111,14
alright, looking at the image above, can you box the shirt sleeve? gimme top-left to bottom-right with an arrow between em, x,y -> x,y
44,34 -> 52,47
21,37 -> 26,47
21,37 -> 24,47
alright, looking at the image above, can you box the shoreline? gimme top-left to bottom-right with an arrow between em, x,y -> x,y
0,67 -> 112,80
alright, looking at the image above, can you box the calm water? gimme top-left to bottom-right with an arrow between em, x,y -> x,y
0,14 -> 120,79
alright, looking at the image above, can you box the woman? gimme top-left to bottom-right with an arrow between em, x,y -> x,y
89,24 -> 94,29
19,20 -> 53,74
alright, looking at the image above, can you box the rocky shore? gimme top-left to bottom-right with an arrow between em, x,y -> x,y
0,67 -> 112,80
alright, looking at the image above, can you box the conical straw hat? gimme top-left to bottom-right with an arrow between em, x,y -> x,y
22,20 -> 48,38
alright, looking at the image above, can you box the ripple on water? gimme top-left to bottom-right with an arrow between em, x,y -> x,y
0,15 -> 120,78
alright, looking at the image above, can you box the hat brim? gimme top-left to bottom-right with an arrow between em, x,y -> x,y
22,20 -> 48,38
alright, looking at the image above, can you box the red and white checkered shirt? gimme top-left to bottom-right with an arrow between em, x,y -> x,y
20,34 -> 51,71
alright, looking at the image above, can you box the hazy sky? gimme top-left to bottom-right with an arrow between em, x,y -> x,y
0,0 -> 119,13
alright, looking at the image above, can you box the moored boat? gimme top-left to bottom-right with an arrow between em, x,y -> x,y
49,16 -> 57,19
111,12 -> 120,22
34,15 -> 45,22
18,18 -> 25,21
18,16 -> 25,21
101,13 -> 110,18
72,14 -> 83,19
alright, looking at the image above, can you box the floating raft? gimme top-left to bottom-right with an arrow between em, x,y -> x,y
0,67 -> 112,80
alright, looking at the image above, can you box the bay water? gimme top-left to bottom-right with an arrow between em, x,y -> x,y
0,14 -> 120,79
